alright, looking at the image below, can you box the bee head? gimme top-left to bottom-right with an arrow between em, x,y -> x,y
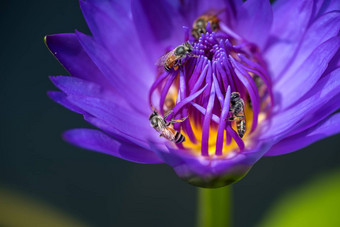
149,111 -> 160,127
174,46 -> 186,56
211,21 -> 219,31
150,117 -> 159,128
195,18 -> 206,29
149,111 -> 158,121
230,92 -> 240,101
191,30 -> 200,40
230,92 -> 240,99
183,42 -> 193,53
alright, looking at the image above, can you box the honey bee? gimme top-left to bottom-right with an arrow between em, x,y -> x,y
149,110 -> 187,143
227,92 -> 246,138
157,42 -> 194,72
192,13 -> 220,40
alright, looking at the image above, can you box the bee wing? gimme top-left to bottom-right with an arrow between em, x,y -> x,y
161,127 -> 176,141
155,50 -> 175,67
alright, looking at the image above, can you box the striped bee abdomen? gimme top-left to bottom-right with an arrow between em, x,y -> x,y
164,65 -> 171,72
174,131 -> 185,143
237,120 -> 246,138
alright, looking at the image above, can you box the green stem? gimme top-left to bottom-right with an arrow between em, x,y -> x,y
197,186 -> 232,227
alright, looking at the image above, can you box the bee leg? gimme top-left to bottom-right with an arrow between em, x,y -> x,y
227,116 -> 235,121
163,110 -> 173,120
181,116 -> 189,121
169,119 -> 185,124
174,59 -> 182,70
169,116 -> 188,124
174,116 -> 188,122
234,115 -> 245,121
188,53 -> 198,58
159,134 -> 163,137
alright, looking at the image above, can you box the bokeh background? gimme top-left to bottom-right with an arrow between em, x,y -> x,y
1,0 -> 340,226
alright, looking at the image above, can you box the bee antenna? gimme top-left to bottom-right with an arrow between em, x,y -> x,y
188,54 -> 199,58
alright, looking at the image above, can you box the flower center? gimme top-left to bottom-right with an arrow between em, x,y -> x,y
149,17 -> 273,157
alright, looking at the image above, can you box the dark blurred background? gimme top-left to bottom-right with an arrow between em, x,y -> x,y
1,0 -> 340,226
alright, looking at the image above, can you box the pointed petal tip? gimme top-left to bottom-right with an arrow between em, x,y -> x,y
48,75 -> 63,86
63,128 -> 164,164
46,90 -> 59,99
44,34 -> 62,48
44,34 -> 55,53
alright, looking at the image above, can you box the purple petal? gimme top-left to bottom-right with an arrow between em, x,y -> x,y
82,114 -> 147,147
260,67 -> 340,141
45,33 -> 109,87
288,96 -> 340,137
312,0 -> 326,20
80,0 -> 130,13
280,11 -> 340,84
65,95 -> 163,148
75,30 -> 149,89
131,0 -> 186,64
47,91 -> 84,114
64,128 -> 163,164
82,113 -> 169,155
265,112 -> 340,156
75,31 -> 150,113
50,76 -> 104,96
264,0 -> 313,81
49,75 -> 128,107
270,0 -> 312,42
325,48 -> 340,76
171,0 -> 197,25
196,0 -> 234,13
153,140 -> 274,187
234,0 -> 273,49
196,0 -> 239,22
79,0 -> 152,78
275,36 -> 340,110
314,0 -> 340,19
279,68 -> 340,137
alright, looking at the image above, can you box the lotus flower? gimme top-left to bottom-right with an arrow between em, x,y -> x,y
46,0 -> 340,188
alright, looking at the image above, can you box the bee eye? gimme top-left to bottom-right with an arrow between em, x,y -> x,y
196,19 -> 205,27
151,118 -> 158,126
175,46 -> 186,55
231,92 -> 240,99
211,23 -> 218,30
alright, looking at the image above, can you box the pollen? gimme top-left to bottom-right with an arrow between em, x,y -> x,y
149,19 -> 273,157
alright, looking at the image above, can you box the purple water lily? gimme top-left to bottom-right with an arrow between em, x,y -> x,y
46,0 -> 340,188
